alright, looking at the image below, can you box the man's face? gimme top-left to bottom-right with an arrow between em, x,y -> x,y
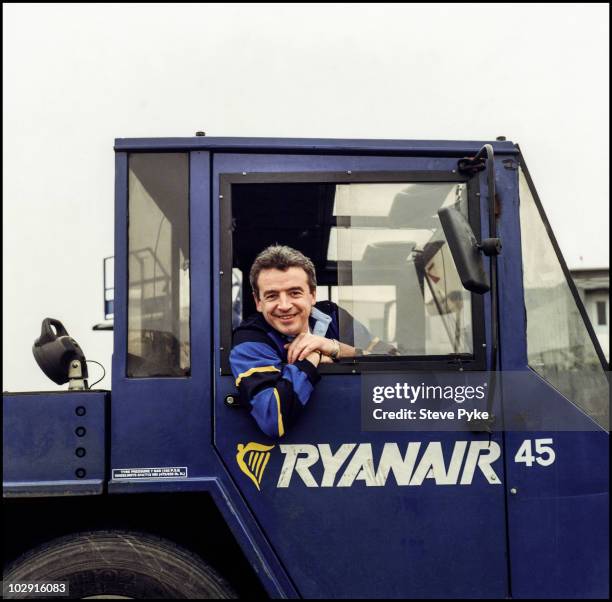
255,267 -> 316,336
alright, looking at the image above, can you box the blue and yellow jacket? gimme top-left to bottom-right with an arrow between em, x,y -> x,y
230,301 -> 369,438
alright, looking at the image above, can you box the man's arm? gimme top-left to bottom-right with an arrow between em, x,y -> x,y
285,333 -> 358,363
230,330 -> 320,438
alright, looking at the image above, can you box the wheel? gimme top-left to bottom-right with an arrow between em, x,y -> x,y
3,530 -> 237,599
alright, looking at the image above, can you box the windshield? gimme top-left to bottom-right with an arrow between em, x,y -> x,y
519,164 -> 609,429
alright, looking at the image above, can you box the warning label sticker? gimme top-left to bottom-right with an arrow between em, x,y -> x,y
112,467 -> 188,480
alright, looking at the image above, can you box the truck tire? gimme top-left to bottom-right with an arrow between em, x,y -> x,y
3,530 -> 237,599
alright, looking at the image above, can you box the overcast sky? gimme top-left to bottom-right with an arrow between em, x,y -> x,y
3,3 -> 609,391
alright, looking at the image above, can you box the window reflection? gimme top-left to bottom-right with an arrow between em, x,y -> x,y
519,167 -> 608,429
231,180 -> 473,357
127,153 -> 190,377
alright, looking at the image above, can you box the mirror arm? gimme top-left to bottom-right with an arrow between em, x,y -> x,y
478,238 -> 502,256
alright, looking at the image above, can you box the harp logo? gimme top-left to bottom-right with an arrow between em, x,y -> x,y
236,442 -> 275,490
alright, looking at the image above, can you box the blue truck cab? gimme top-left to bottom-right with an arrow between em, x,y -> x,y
3,136 -> 609,599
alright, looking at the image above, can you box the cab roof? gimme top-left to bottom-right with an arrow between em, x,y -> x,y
114,136 -> 519,155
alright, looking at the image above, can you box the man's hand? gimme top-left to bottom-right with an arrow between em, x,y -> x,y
285,333 -> 335,364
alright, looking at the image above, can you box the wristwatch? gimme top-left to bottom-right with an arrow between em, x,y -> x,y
330,339 -> 340,361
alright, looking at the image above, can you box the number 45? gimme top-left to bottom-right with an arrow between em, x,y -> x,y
514,438 -> 556,467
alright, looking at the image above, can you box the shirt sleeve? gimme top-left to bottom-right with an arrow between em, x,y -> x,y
230,330 -> 320,438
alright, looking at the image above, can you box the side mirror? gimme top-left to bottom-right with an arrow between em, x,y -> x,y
32,318 -> 89,387
437,207 -> 490,294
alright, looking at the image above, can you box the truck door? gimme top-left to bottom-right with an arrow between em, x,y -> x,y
212,152 -> 510,598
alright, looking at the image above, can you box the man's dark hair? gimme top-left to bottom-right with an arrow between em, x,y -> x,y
250,245 -> 317,298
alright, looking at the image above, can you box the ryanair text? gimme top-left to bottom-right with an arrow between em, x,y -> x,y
277,441 -> 501,487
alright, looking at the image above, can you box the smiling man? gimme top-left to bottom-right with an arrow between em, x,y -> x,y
230,245 -> 368,438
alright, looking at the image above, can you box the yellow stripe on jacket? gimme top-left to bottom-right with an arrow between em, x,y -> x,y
235,365 -> 281,387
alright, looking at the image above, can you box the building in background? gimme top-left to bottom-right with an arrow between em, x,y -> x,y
570,268 -> 609,361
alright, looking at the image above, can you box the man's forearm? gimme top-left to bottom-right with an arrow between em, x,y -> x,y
337,341 -> 357,359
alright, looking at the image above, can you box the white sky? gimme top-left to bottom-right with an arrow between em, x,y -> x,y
3,3 -> 609,391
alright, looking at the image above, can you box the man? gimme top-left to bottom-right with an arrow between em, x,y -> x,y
230,245 -> 370,438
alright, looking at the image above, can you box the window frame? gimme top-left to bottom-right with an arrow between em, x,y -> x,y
219,169 -> 486,374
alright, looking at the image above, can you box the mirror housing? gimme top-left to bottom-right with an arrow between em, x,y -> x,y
437,206 -> 490,294
32,318 -> 88,385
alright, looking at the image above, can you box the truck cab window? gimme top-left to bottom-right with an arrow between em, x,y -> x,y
127,153 -> 190,377
227,178 -> 474,362
519,167 -> 608,429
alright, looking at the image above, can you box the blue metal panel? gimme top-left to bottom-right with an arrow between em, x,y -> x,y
212,152 -> 509,598
505,412 -> 609,598
496,161 -> 527,370
503,414 -> 610,588
115,136 -> 519,156
3,391 -> 107,496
